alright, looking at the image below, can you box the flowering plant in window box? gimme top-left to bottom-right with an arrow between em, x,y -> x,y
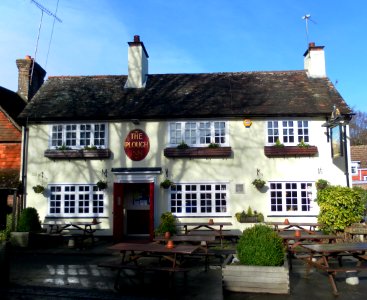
251,178 -> 266,189
160,178 -> 174,189
208,143 -> 220,148
96,180 -> 108,190
32,185 -> 45,194
235,207 -> 264,223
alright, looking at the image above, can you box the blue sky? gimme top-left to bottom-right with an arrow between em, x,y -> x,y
1,0 -> 366,112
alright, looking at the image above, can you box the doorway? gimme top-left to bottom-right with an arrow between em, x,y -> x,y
113,182 -> 154,242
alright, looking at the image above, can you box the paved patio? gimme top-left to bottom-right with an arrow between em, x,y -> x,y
2,238 -> 367,299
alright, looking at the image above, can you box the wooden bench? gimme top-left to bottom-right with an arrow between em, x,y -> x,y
98,262 -> 190,290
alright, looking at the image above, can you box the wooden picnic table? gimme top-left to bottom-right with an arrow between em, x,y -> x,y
266,222 -> 320,234
301,242 -> 367,295
102,242 -> 201,289
177,221 -> 232,246
278,231 -> 340,269
42,221 -> 101,243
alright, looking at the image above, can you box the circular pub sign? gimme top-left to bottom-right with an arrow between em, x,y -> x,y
124,129 -> 150,161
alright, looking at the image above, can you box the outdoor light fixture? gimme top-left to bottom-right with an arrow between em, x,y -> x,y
131,119 -> 140,125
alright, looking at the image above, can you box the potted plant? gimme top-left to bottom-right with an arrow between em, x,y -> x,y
222,224 -> 289,294
10,207 -> 42,248
208,142 -> 220,148
252,178 -> 266,189
235,207 -> 264,223
96,180 -> 108,190
160,178 -> 174,189
155,212 -> 177,237
32,184 -> 45,194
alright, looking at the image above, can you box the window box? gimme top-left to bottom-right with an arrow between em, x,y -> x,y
264,146 -> 318,157
164,147 -> 232,158
44,149 -> 111,159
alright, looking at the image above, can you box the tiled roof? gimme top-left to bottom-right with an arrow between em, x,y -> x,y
351,145 -> 367,168
18,71 -> 351,122
0,86 -> 26,124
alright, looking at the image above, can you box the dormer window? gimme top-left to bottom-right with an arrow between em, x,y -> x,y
169,121 -> 228,147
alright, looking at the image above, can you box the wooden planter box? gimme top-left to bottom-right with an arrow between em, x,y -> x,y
264,146 -> 318,158
222,255 -> 289,294
164,147 -> 232,158
44,149 -> 111,159
238,216 -> 260,223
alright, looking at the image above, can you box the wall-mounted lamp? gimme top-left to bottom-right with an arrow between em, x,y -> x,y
131,119 -> 140,125
101,169 -> 108,178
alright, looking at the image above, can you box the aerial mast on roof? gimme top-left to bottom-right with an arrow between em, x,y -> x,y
302,14 -> 316,44
30,0 -> 62,81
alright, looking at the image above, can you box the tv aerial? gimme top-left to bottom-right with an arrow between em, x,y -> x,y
302,14 -> 317,43
30,0 -> 62,80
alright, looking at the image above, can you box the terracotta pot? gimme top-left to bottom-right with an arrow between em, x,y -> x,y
164,231 -> 171,239
294,230 -> 301,237
166,240 -> 174,249
92,218 -> 98,224
284,218 -> 290,225
208,219 -> 214,225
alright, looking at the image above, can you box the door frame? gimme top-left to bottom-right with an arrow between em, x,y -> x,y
113,173 -> 159,241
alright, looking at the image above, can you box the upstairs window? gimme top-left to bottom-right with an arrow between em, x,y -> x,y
49,123 -> 107,149
169,121 -> 228,147
351,161 -> 360,175
267,120 -> 309,145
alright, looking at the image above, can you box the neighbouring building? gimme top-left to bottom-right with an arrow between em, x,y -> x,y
0,55 -> 46,228
351,145 -> 367,189
18,36 -> 352,241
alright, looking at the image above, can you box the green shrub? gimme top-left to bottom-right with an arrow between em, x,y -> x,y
0,214 -> 12,241
317,186 -> 365,233
236,224 -> 285,266
315,179 -> 330,190
155,212 -> 177,236
17,207 -> 41,232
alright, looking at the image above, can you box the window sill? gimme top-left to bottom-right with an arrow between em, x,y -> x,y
164,147 -> 232,158
44,149 -> 111,159
264,146 -> 318,157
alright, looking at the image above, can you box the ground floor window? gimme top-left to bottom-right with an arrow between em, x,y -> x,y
48,184 -> 104,216
170,183 -> 228,216
269,181 -> 314,214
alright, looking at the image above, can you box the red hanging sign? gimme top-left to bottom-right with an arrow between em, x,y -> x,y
124,129 -> 150,161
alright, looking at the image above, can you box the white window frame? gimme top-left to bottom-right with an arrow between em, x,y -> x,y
168,120 -> 229,147
47,184 -> 106,217
49,123 -> 108,149
269,181 -> 316,215
266,120 -> 310,146
169,182 -> 229,217
351,161 -> 360,176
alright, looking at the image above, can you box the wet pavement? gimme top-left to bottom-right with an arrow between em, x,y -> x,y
2,239 -> 367,299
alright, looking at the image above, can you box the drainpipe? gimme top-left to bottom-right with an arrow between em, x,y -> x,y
343,125 -> 350,187
21,118 -> 29,209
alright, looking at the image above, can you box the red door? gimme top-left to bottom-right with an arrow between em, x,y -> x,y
113,182 -> 155,242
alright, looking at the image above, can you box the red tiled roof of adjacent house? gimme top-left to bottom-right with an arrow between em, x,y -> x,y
351,145 -> 367,168
18,71 -> 351,123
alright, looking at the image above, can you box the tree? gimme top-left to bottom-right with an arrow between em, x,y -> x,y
349,109 -> 367,145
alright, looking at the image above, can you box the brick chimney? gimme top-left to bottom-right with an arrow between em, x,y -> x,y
303,42 -> 326,78
124,35 -> 149,89
16,55 -> 46,101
